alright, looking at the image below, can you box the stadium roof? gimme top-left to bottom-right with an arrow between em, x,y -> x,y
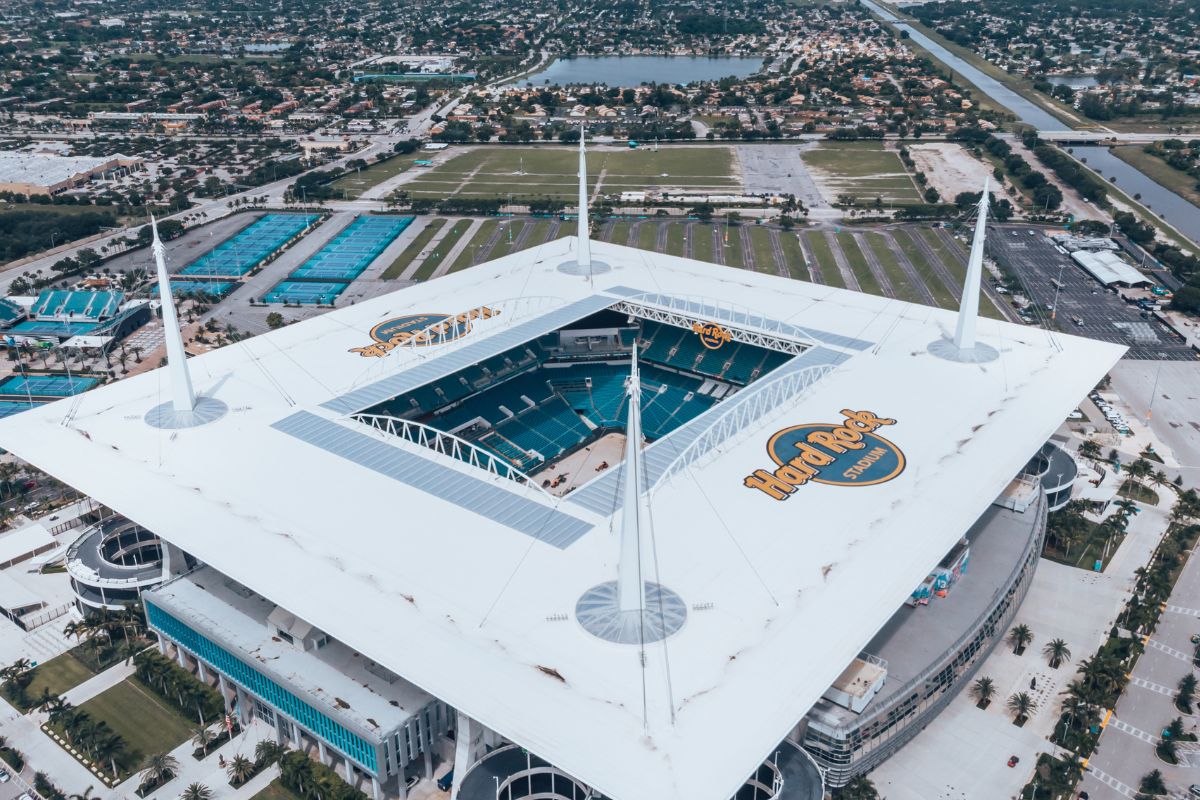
0,235 -> 1123,800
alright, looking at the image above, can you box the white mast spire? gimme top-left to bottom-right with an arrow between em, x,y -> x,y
151,216 -> 195,413
616,342 -> 645,615
576,125 -> 592,270
953,177 -> 990,351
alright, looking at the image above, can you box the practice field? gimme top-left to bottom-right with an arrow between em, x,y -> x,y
288,215 -> 412,281
171,280 -> 237,299
0,401 -> 42,419
800,141 -> 923,204
330,155 -> 420,200
403,147 -> 740,200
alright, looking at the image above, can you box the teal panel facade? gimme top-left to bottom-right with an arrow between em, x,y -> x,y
146,600 -> 379,773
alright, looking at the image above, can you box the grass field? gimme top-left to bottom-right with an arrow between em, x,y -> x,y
413,220 -> 472,281
801,141 -> 922,203
74,678 -> 194,777
608,221 -> 633,247
381,218 -> 445,279
777,230 -> 810,281
450,219 -> 499,271
665,223 -> 687,258
691,223 -> 715,263
637,222 -> 658,250
865,231 -> 922,303
836,232 -> 882,295
724,227 -> 747,268
330,155 -> 419,200
892,228 -> 957,308
747,227 -> 776,275
804,232 -> 845,288
918,228 -> 1005,319
404,146 -> 739,200
252,779 -> 305,800
25,653 -> 95,702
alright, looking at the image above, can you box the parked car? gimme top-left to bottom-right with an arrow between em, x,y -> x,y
1007,755 -> 1020,767
0,769 -> 11,783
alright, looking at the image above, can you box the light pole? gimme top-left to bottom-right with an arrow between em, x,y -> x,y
1051,261 -> 1065,320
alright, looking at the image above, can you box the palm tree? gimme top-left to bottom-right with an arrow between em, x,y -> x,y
69,785 -> 100,800
1043,638 -> 1072,669
1140,768 -> 1167,795
93,731 -> 125,779
1008,623 -> 1033,655
970,676 -> 995,708
1178,673 -> 1198,713
181,783 -> 213,800
192,726 -> 217,757
254,740 -> 285,767
1007,691 -> 1037,724
227,754 -> 255,786
142,752 -> 180,789
837,775 -> 880,800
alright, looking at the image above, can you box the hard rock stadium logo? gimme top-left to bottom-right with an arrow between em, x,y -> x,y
744,409 -> 904,500
349,307 -> 500,358
691,320 -> 731,350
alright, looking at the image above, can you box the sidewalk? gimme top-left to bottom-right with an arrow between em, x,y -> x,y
61,661 -> 135,706
132,718 -> 278,800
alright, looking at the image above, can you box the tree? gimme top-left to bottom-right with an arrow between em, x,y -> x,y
1138,769 -> 1166,795
228,754 -> 255,786
1043,638 -> 1072,669
1008,624 -> 1033,655
254,740 -> 285,767
69,785 -> 100,800
1007,691 -> 1037,723
1078,440 -> 1101,460
833,775 -> 880,800
193,726 -> 217,757
970,676 -> 995,708
266,312 -> 285,330
181,784 -> 213,800
142,752 -> 180,789
1178,672 -> 1198,713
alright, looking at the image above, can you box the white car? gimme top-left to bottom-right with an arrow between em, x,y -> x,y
0,769 -> 10,783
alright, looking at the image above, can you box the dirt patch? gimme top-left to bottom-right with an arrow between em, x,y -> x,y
906,142 -> 995,202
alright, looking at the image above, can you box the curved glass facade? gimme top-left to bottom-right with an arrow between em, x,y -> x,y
800,492 -> 1048,786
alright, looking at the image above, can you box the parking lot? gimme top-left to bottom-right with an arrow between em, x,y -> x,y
987,225 -> 1198,361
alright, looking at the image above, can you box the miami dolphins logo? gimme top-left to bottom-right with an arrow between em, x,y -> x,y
349,307 -> 499,358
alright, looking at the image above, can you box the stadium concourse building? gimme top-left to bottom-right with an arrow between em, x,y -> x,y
0,207 -> 1121,799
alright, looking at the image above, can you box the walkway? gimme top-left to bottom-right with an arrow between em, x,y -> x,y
61,661 -> 135,706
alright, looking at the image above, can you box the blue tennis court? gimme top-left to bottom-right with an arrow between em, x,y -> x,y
0,401 -> 43,419
288,216 -> 412,281
171,281 -> 236,299
181,214 -> 319,278
8,320 -> 98,337
0,374 -> 99,398
262,281 -> 349,305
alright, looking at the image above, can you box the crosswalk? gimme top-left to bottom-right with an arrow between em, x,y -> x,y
1165,604 -> 1200,617
1086,765 -> 1136,798
1147,638 -> 1192,662
1129,675 -> 1176,698
1109,717 -> 1157,743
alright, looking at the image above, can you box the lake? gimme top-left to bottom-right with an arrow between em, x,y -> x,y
512,55 -> 764,87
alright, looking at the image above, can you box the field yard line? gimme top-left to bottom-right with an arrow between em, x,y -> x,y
853,231 -> 895,298
825,231 -> 860,291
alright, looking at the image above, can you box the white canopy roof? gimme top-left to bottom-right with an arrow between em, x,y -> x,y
0,236 -> 1123,800
1070,249 -> 1151,286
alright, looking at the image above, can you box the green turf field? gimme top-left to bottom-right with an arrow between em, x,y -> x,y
413,220 -> 472,280
404,146 -> 739,200
691,223 -> 716,263
74,678 -> 194,778
804,232 -> 845,288
381,218 -> 445,279
864,232 -> 922,303
891,228 -> 957,308
637,222 -> 658,250
330,155 -> 418,199
22,653 -> 95,707
449,219 -> 498,272
777,230 -> 810,281
802,141 -> 922,203
665,223 -> 687,257
747,227 -> 776,275
835,232 -> 882,296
